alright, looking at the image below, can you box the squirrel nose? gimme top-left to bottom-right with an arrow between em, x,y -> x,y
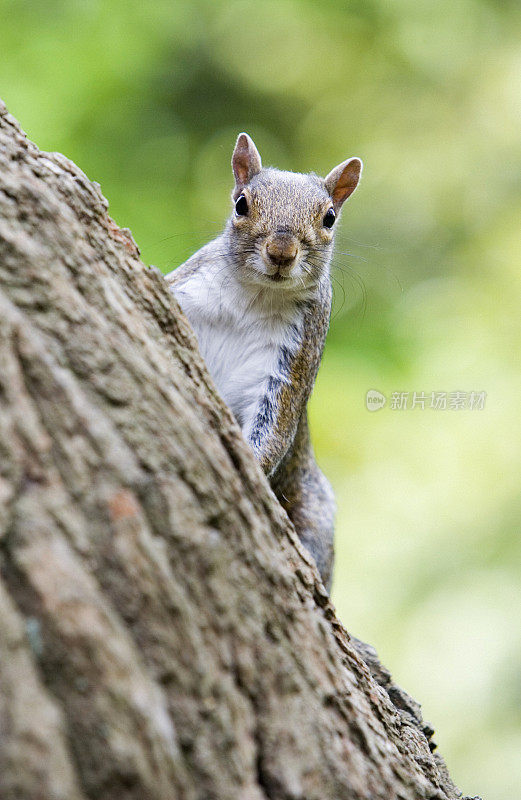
266,234 -> 298,270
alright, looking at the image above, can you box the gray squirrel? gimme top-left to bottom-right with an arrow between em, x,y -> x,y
167,134 -> 362,591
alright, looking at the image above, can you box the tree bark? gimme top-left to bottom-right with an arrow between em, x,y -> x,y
0,99 -> 477,800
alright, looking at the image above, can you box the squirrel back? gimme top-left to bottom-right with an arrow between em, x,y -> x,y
167,134 -> 362,590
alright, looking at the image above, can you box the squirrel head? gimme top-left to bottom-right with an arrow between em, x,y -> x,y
227,132 -> 362,291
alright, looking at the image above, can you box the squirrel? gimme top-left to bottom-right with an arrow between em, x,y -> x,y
166,134 -> 362,591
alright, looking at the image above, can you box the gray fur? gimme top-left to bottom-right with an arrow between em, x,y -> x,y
167,135 -> 362,591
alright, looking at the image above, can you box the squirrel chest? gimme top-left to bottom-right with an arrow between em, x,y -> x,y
175,268 -> 303,437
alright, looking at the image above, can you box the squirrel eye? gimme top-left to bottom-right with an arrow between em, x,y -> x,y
235,194 -> 249,216
323,208 -> 336,228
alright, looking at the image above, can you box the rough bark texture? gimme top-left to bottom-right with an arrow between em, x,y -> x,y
0,100 -> 478,800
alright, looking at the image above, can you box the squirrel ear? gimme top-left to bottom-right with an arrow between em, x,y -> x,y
232,133 -> 262,194
325,157 -> 363,211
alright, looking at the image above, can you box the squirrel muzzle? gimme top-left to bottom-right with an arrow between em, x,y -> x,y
264,232 -> 299,277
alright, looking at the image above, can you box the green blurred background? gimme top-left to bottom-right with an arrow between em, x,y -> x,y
1,0 -> 520,795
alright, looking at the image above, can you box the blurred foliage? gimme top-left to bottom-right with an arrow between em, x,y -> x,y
1,1 -> 520,796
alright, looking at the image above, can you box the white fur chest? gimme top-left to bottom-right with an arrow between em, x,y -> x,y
173,264 -> 303,436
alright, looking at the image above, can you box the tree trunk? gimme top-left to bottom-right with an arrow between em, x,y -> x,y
0,99 -> 477,800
